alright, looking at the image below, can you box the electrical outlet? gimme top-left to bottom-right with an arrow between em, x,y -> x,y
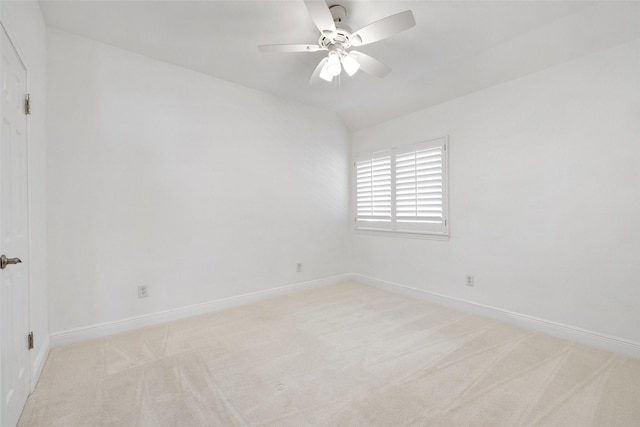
296,263 -> 302,273
138,285 -> 149,298
465,275 -> 474,287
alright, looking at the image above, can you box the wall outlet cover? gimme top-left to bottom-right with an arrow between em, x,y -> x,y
138,286 -> 149,298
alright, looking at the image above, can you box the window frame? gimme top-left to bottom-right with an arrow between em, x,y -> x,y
353,136 -> 449,238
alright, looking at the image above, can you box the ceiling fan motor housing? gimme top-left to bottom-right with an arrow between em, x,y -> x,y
319,28 -> 353,50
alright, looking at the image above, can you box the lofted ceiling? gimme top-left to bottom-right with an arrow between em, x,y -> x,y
39,0 -> 640,130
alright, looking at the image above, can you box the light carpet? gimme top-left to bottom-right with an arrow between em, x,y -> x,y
19,281 -> 640,426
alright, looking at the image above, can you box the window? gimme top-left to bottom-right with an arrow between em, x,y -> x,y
354,137 -> 448,236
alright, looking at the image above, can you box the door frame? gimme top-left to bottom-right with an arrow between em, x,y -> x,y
0,14 -> 32,426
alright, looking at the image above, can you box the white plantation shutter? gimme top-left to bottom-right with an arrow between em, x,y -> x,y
354,137 -> 448,236
395,139 -> 447,233
355,150 -> 392,230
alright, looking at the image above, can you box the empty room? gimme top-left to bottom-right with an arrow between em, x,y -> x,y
1,0 -> 639,425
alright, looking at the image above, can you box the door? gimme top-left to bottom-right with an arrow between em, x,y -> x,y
0,22 -> 30,427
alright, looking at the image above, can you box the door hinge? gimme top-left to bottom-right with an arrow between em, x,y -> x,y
25,94 -> 31,115
28,332 -> 34,350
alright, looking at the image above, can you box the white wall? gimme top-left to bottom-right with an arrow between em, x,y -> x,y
44,16 -> 640,350
47,30 -> 350,332
0,0 -> 48,383
352,38 -> 640,344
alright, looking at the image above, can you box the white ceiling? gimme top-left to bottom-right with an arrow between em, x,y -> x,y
39,0 -> 640,130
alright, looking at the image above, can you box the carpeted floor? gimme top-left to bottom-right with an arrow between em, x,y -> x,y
19,281 -> 640,426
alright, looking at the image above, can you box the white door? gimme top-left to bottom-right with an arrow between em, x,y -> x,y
0,23 -> 30,427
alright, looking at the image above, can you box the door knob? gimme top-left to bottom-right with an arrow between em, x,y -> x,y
0,254 -> 22,269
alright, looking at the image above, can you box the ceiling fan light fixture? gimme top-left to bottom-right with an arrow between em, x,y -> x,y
341,53 -> 360,76
326,52 -> 342,76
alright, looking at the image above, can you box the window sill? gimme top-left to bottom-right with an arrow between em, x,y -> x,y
354,228 -> 450,241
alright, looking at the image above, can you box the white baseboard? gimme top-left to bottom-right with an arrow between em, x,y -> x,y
353,274 -> 640,360
48,273 -> 640,360
31,335 -> 50,391
50,274 -> 352,348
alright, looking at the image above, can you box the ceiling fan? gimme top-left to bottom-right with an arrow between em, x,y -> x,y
258,0 -> 416,83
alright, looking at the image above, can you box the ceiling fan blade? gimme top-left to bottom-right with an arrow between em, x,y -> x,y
258,44 -> 321,53
351,10 -> 416,47
349,51 -> 391,78
303,0 -> 336,35
309,57 -> 329,84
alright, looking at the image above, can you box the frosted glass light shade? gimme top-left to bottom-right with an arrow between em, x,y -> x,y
319,62 -> 334,82
326,53 -> 342,76
341,54 -> 360,76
